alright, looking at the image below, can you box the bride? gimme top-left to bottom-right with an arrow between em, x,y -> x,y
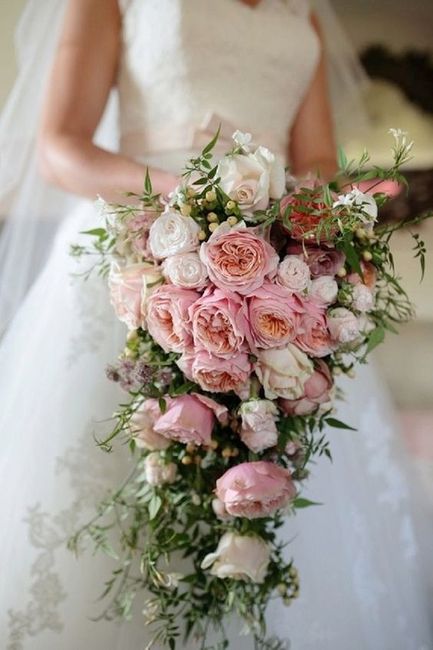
0,1 -> 431,649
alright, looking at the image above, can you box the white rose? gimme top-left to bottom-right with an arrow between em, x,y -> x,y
239,399 -> 279,453
255,344 -> 313,400
352,283 -> 374,313
130,402 -> 171,451
201,532 -> 270,583
278,255 -> 311,293
254,146 -> 286,199
333,187 -> 378,225
218,147 -> 285,219
149,211 -> 201,259
309,275 -> 338,305
162,252 -> 208,289
144,452 -> 177,486
327,307 -> 360,344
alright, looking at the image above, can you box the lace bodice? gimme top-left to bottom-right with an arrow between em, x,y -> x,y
117,0 -> 319,161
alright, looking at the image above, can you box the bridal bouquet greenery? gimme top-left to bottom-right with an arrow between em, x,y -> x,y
70,128 -> 427,649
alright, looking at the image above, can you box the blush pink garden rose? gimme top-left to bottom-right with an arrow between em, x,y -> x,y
215,461 -> 297,519
255,344 -> 313,400
239,399 -> 279,453
189,287 -> 249,358
247,283 -> 303,350
152,394 -> 228,446
162,252 -> 208,289
130,399 -> 171,450
287,243 -> 346,279
295,298 -> 336,358
199,223 -> 279,295
109,262 -> 163,330
277,255 -> 311,294
201,532 -> 271,583
145,285 -> 200,353
327,307 -> 360,344
279,359 -> 334,416
178,350 -> 252,394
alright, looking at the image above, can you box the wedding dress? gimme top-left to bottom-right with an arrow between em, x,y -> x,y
0,1 -> 431,649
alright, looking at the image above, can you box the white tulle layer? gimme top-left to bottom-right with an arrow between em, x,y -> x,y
0,197 -> 432,650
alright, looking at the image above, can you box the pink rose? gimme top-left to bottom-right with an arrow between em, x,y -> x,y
280,359 -> 334,416
239,399 -> 279,453
162,252 -> 208,290
130,399 -> 171,450
280,183 -> 337,242
255,344 -> 313,400
327,307 -> 360,344
247,283 -> 302,350
189,287 -> 249,358
277,255 -> 311,293
215,461 -> 296,519
145,285 -> 200,353
199,223 -> 279,295
295,298 -> 336,358
178,350 -> 252,394
287,244 -> 345,279
153,394 -> 227,446
309,275 -> 338,306
109,262 -> 163,330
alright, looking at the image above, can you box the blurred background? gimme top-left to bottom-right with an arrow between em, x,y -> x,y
0,0 -> 432,496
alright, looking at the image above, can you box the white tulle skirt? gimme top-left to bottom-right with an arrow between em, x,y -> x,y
1,189 -> 432,650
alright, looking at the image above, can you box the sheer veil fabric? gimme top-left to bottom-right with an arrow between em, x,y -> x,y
0,1 -> 431,649
0,0 -> 368,334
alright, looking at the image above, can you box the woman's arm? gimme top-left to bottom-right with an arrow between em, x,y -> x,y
37,0 -> 177,202
289,14 -> 338,181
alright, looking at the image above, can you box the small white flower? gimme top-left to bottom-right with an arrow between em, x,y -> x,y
232,130 -> 253,151
333,187 -> 378,225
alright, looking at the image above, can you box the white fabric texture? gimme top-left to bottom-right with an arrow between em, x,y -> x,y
0,1 -> 432,649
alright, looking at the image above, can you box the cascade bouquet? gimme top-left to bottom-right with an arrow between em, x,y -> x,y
70,128 -> 427,649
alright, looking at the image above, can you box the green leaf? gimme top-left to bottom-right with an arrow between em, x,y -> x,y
325,417 -> 357,431
158,397 -> 167,413
337,146 -> 348,170
365,326 -> 385,354
148,495 -> 162,520
339,234 -> 363,276
80,228 -> 108,239
293,497 -> 322,509
144,167 -> 152,194
202,125 -> 221,156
